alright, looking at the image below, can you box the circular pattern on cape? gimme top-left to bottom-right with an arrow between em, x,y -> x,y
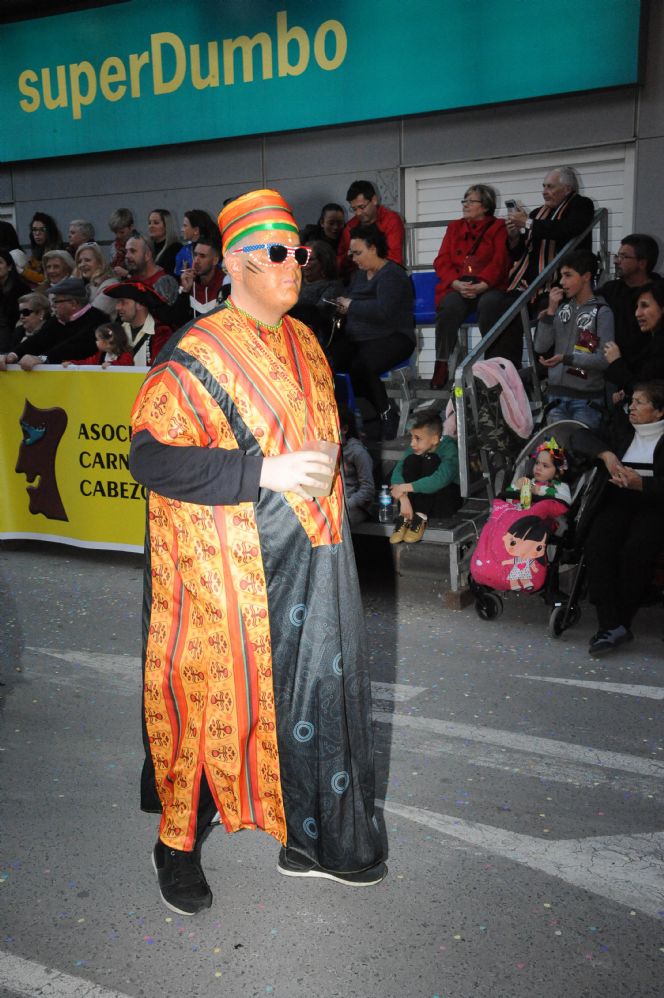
303,817 -> 319,839
331,770 -> 350,795
293,720 -> 315,743
289,603 -> 307,627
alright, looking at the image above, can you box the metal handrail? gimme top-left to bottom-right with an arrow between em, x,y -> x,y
453,207 -> 609,498
404,218 -> 455,272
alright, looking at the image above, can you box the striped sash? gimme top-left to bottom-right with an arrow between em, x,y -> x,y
507,194 -> 574,293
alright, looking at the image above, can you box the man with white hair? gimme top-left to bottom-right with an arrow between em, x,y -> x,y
67,219 -> 96,255
482,166 -> 595,367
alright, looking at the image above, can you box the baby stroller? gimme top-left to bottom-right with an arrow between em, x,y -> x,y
544,461 -> 601,638
469,420 -> 596,624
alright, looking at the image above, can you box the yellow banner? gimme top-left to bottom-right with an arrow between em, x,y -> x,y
0,367 -> 148,552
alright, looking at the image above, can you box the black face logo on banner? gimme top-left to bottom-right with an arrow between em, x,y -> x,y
15,399 -> 69,521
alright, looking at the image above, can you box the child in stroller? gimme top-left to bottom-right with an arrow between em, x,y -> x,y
503,436 -> 571,509
470,422 -> 588,619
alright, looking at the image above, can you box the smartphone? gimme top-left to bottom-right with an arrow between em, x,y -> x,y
505,199 -> 517,213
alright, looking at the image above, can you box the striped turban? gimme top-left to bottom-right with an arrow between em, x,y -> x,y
218,189 -> 299,256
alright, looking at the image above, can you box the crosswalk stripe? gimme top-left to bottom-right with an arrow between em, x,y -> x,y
27,649 -> 664,779
374,711 -> 664,779
514,674 -> 664,699
371,681 -> 427,701
380,799 -> 664,918
0,950 -> 134,998
28,647 -> 140,676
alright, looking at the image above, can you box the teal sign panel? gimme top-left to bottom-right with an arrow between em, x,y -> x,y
0,0 -> 642,162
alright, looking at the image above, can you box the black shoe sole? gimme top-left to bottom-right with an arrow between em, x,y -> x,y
277,856 -> 387,887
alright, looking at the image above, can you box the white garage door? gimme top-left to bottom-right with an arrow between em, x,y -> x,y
403,144 -> 634,376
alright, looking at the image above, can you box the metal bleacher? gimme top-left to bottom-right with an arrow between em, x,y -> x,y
453,208 -> 609,499
352,208 -> 609,593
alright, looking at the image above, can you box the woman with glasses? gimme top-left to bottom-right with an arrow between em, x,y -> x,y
4,291 -> 51,354
332,224 -> 415,439
23,212 -> 63,287
74,241 -> 117,317
430,184 -> 511,389
0,249 -> 32,350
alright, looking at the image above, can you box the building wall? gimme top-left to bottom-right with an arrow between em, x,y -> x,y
1,4 -> 661,257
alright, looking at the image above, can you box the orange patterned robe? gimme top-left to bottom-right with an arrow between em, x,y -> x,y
130,305 -> 383,871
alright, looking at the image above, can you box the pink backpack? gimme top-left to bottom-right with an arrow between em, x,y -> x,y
471,498 -> 568,593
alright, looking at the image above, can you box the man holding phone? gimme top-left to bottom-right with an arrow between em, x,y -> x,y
480,166 -> 595,368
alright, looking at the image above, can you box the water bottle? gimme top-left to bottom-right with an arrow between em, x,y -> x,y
378,485 -> 393,523
520,478 -> 532,509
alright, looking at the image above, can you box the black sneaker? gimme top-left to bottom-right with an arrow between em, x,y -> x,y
277,847 -> 387,887
588,627 -> 634,656
152,840 -> 213,915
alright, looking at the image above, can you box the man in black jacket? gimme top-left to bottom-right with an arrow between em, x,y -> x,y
599,233 -> 660,357
0,277 -> 105,370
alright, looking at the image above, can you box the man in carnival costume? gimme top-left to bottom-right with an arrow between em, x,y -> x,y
129,189 -> 386,916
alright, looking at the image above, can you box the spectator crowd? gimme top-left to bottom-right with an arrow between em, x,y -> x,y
1,169 -> 663,448
1,171 -> 660,434
1,168 -> 662,656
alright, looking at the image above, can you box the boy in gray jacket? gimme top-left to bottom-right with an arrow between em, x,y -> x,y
535,249 -> 613,431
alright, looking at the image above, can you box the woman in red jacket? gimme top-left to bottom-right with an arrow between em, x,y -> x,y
430,184 -> 510,388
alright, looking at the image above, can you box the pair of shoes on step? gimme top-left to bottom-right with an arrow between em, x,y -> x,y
389,513 -> 427,545
588,625 -> 633,656
277,847 -> 387,886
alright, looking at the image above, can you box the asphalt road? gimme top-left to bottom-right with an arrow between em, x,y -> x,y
1,538 -> 663,998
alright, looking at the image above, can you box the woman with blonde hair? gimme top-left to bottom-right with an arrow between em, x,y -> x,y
147,208 -> 182,276
75,241 -> 116,317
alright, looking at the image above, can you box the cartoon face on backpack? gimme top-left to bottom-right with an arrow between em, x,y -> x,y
500,516 -> 548,591
471,501 -> 555,594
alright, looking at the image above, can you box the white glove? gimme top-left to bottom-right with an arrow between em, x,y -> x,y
260,450 -> 335,500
